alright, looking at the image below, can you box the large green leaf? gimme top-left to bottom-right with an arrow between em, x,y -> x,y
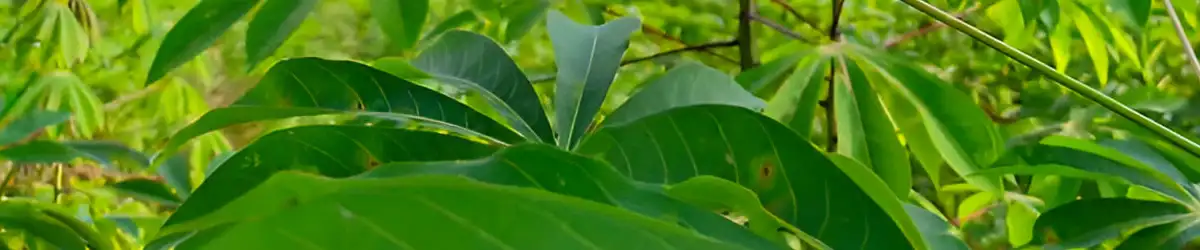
145,0 -> 260,84
603,62 -> 765,127
370,0 -> 427,50
159,125 -> 498,229
167,172 -> 748,249
244,0 -> 316,70
575,105 -> 914,249
546,11 -> 640,149
1032,198 -> 1190,248
154,58 -> 523,163
357,144 -> 784,250
833,58 -> 911,197
413,31 -> 554,142
0,110 -> 69,145
851,47 -> 1005,192
1070,3 -> 1110,85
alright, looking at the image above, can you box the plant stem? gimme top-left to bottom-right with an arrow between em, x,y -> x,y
620,40 -> 740,66
883,5 -> 980,49
603,9 -> 740,64
737,0 -> 758,70
751,14 -> 816,43
1164,0 -> 1200,83
896,0 -> 1200,158
768,0 -> 823,33
825,0 -> 845,152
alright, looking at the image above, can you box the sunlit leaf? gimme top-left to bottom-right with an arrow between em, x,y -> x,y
146,0 -> 261,84
244,0 -> 317,70
833,58 -> 910,197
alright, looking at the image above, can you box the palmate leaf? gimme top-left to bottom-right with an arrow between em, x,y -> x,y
547,11 -> 640,149
165,173 -> 749,249
833,58 -> 911,197
358,144 -> 784,250
850,47 -> 1006,192
1032,198 -> 1191,248
762,49 -> 828,137
413,31 -> 554,142
154,58 -> 523,164
146,0 -> 260,84
244,0 -> 316,70
576,105 -> 916,249
158,125 -> 498,231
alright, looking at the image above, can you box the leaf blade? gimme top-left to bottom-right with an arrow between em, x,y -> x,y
547,11 -> 640,149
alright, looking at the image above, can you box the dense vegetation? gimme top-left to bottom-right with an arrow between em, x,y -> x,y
2,0 -> 1200,249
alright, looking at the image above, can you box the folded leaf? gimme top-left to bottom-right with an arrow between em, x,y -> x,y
547,11 -> 640,149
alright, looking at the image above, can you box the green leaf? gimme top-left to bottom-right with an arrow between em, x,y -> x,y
370,0 -> 427,50
159,125 -> 498,230
735,54 -> 803,95
1108,0 -> 1151,29
413,31 -> 554,142
1099,139 -> 1193,189
1006,200 -> 1038,247
371,57 -> 431,81
904,204 -> 969,250
825,155 -> 927,250
244,0 -> 317,70
172,173 -> 749,249
110,178 -> 182,207
356,144 -> 785,250
970,165 -> 1129,184
0,110 -> 69,145
576,105 -> 914,249
1032,198 -> 1190,248
665,176 -> 812,248
154,58 -> 524,164
851,48 -> 1005,192
1070,4 -> 1110,85
547,11 -> 640,149
762,50 -> 828,136
1115,220 -> 1200,250
420,10 -> 478,42
146,0 -> 260,85
0,140 -> 147,168
1021,137 -> 1195,204
0,199 -> 113,250
603,62 -> 765,127
833,58 -> 911,197
503,0 -> 550,43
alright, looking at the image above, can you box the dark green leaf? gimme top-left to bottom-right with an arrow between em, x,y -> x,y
0,200 -> 94,250
603,62 -> 765,127
146,0 -> 260,84
1115,220 -> 1200,250
1032,198 -> 1189,248
413,31 -> 554,142
1108,0 -> 1151,29
547,11 -> 640,149
0,140 -> 147,169
833,58 -> 910,197
160,125 -> 497,230
371,57 -> 430,81
503,0 -> 549,43
171,173 -> 749,249
904,204 -> 969,250
370,0 -> 427,50
970,165 -> 1129,183
358,143 -> 785,250
110,178 -> 182,207
576,105 -> 913,249
154,58 -> 523,164
244,0 -> 317,70
420,10 -> 478,42
0,110 -> 69,145
159,153 -> 193,199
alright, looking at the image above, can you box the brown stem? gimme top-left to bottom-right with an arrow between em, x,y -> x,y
750,14 -> 815,43
620,40 -> 740,66
884,5 -> 980,49
825,0 -> 845,152
768,0 -> 823,32
604,9 -> 740,64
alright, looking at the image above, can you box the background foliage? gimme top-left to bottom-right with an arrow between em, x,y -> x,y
1,0 -> 1200,249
